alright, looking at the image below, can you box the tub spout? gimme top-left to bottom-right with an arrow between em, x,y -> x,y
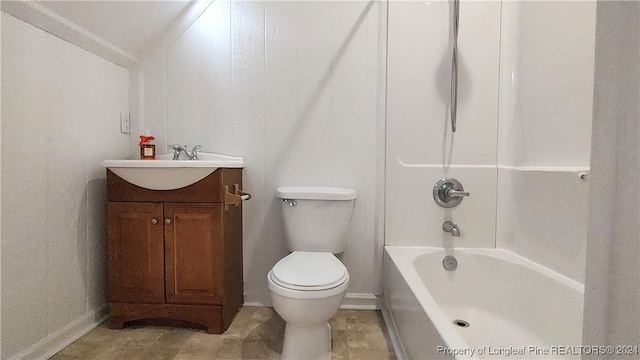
443,221 -> 460,237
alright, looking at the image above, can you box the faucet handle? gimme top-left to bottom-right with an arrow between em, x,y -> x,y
446,189 -> 470,198
190,145 -> 203,160
169,144 -> 185,160
433,178 -> 469,208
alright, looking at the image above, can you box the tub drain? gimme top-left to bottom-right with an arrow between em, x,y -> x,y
453,319 -> 469,328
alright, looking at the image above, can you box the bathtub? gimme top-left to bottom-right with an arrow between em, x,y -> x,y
382,246 -> 584,360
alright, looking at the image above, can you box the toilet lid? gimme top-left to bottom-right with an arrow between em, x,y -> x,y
272,252 -> 348,289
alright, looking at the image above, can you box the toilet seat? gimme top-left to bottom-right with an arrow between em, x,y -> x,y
268,252 -> 350,299
272,251 -> 348,290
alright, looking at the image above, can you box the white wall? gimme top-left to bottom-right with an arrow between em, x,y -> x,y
134,0 -> 380,306
496,1 -> 596,283
496,169 -> 589,282
583,0 -> 640,352
1,12 -> 130,359
385,1 -> 501,247
497,1 -> 595,169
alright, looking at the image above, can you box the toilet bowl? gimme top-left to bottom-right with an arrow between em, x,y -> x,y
268,251 -> 350,360
268,186 -> 356,360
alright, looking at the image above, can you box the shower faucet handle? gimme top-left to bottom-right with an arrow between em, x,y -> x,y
446,189 -> 469,198
433,178 -> 469,208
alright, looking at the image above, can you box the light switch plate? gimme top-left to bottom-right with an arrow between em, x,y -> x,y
120,113 -> 130,134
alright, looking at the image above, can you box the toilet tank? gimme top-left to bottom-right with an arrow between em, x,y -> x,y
276,186 -> 357,253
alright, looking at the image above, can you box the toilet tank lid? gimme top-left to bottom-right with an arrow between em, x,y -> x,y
276,186 -> 357,200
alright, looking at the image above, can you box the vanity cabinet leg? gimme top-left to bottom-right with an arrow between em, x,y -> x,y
108,317 -> 125,330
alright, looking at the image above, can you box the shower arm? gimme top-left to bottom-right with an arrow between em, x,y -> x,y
450,0 -> 460,133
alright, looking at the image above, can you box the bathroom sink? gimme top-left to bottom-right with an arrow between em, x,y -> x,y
103,152 -> 244,190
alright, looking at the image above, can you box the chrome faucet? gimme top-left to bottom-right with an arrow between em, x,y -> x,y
170,144 -> 202,160
443,221 -> 460,237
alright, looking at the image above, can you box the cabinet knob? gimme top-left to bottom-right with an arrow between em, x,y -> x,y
164,218 -> 172,225
150,218 -> 158,225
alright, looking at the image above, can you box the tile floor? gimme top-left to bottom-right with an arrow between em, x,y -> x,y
50,307 -> 397,360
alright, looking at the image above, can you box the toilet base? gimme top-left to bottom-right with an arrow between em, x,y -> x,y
281,322 -> 331,360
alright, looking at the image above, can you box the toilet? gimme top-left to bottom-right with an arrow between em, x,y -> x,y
268,186 -> 357,360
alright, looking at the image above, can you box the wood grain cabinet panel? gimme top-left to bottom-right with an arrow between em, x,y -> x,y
107,202 -> 165,304
165,203 -> 223,305
106,169 -> 244,334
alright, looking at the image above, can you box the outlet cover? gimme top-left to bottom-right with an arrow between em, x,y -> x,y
120,113 -> 130,134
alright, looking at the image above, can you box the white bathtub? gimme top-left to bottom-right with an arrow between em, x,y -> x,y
382,246 -> 584,360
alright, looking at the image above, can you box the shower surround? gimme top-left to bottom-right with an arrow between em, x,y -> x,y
383,0 -> 595,358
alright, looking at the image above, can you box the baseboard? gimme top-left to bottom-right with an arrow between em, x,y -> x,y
381,307 -> 407,360
243,294 -> 271,308
9,307 -> 109,360
243,293 -> 380,310
242,301 -> 268,307
340,293 -> 381,310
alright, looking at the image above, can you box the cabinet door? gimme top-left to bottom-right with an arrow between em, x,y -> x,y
107,202 -> 165,303
165,203 -> 223,305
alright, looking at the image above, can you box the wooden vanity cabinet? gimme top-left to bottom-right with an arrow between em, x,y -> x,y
106,168 -> 243,334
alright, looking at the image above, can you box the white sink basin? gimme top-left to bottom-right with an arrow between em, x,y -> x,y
103,152 -> 244,190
